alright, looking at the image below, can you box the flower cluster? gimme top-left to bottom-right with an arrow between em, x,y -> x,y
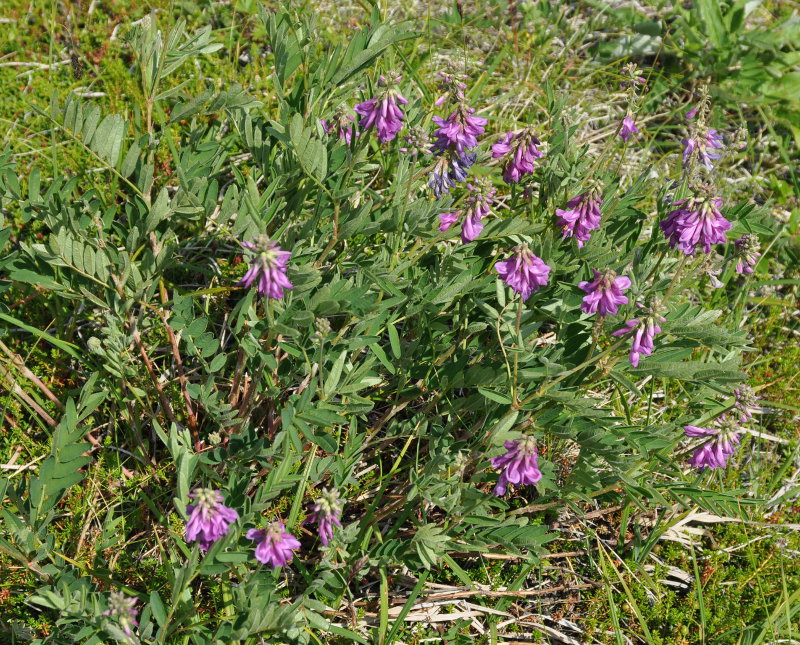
684,415 -> 742,470
320,106 -> 357,144
491,129 -> 543,184
556,188 -> 603,247
354,71 -> 408,143
495,244 -> 551,300
302,488 -> 344,546
660,192 -> 731,254
103,592 -> 138,637
185,488 -> 239,551
238,234 -> 293,299
733,234 -> 761,274
579,269 -> 630,317
682,128 -> 724,171
612,299 -> 666,368
247,521 -> 302,568
491,435 -> 542,496
438,181 -> 495,243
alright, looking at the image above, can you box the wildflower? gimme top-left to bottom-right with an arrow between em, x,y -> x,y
492,129 -> 544,184
185,488 -> 239,551
438,212 -> 459,231
302,488 -> 343,546
684,416 -> 741,470
579,269 -> 630,317
611,300 -> 665,367
238,234 -> 293,299
734,385 -> 756,422
247,521 -> 301,568
555,190 -> 603,247
495,244 -> 551,300
433,104 -> 487,154
320,108 -> 357,144
354,72 -> 408,143
620,62 -> 646,87
402,126 -> 433,156
428,149 -> 476,197
660,193 -> 731,255
618,115 -> 639,142
103,592 -> 138,636
434,68 -> 468,106
491,435 -> 542,496
460,182 -> 495,243
685,106 -> 698,120
681,128 -> 723,171
733,234 -> 761,274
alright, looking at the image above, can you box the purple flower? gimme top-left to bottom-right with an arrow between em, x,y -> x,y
491,435 -> 542,496
685,106 -> 698,120
734,385 -> 756,422
354,72 -> 408,143
620,62 -> 646,87
492,130 -> 544,184
495,244 -> 551,301
660,194 -> 731,255
438,212 -> 459,231
556,191 -> 603,247
579,269 -> 631,317
434,69 -> 468,106
185,488 -> 239,551
681,129 -> 723,171
320,111 -> 357,144
733,234 -> 761,274
428,149 -> 476,197
103,592 -> 138,636
684,416 -> 741,470
461,182 -> 495,243
238,234 -> 293,299
302,488 -> 343,546
618,115 -> 639,142
612,315 -> 664,367
247,521 -> 301,568
433,104 -> 487,154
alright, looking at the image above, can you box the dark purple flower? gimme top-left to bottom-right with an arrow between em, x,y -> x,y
660,194 -> 731,255
428,149 -> 477,197
247,521 -> 301,568
491,435 -> 542,496
185,488 -> 239,551
555,191 -> 603,247
681,129 -> 723,171
433,104 -> 487,154
320,110 -> 357,144
103,592 -> 138,636
492,129 -> 543,184
302,488 -> 343,546
618,115 -> 639,142
238,234 -> 293,299
733,234 -> 761,274
734,385 -> 756,422
684,416 -> 741,470
579,269 -> 631,317
495,244 -> 551,301
612,315 -> 664,367
354,72 -> 408,143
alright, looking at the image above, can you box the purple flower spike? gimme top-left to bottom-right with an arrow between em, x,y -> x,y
238,234 -> 293,299
495,244 -> 551,301
247,521 -> 301,569
660,194 -> 731,255
103,592 -> 138,636
618,115 -> 639,142
428,150 -> 477,197
611,299 -> 665,367
491,435 -> 542,496
681,128 -> 723,171
460,182 -> 495,243
684,416 -> 741,470
185,488 -> 239,551
302,488 -> 343,546
354,72 -> 408,143
492,129 -> 544,184
579,269 -> 631,317
734,385 -> 756,422
320,110 -> 357,144
733,234 -> 761,274
556,191 -> 603,247
433,104 -> 487,154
